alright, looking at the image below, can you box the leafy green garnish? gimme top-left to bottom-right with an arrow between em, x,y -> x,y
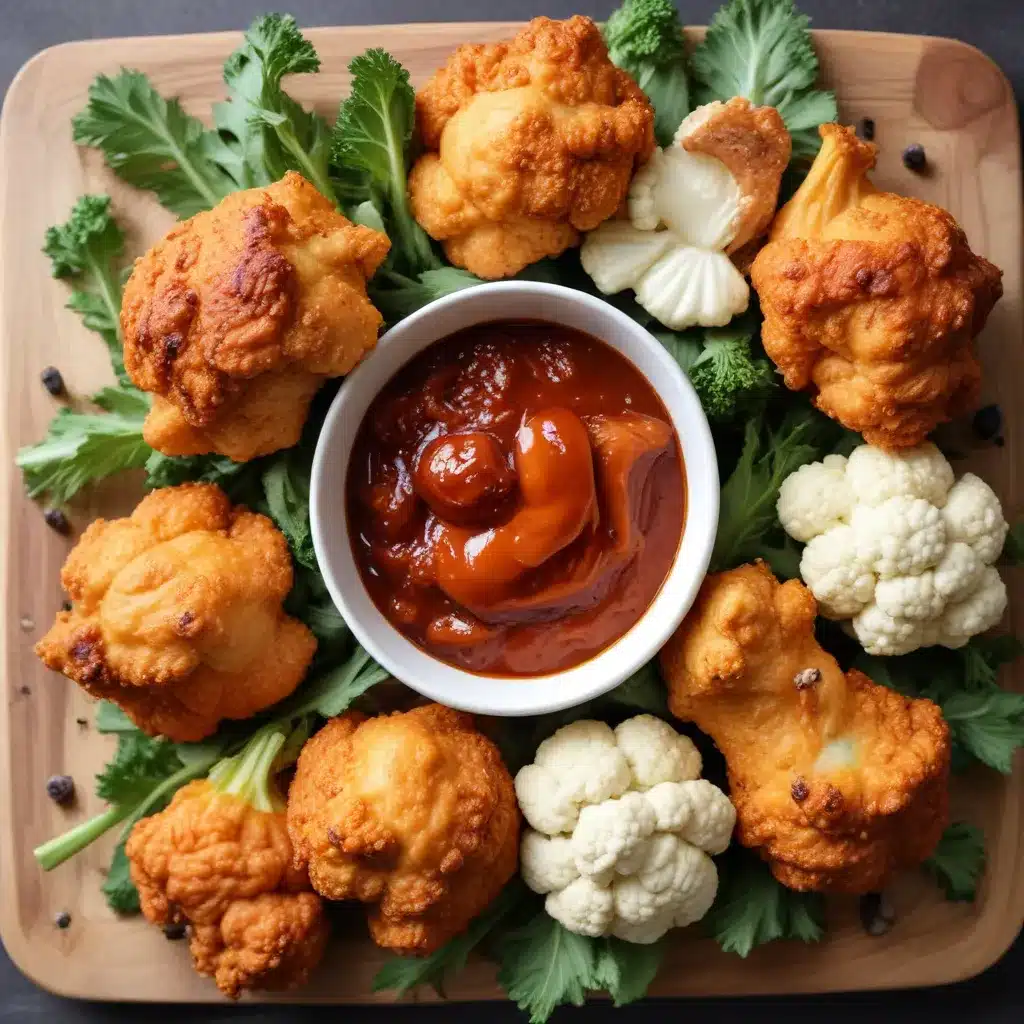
604,0 -> 692,146
262,447 -> 316,570
372,267 -> 483,323
924,822 -> 986,901
691,0 -> 837,160
712,406 -> 831,570
704,852 -> 824,957
16,386 -> 151,504
215,14 -> 335,201
73,69 -> 237,217
495,909 -> 664,1022
274,644 -> 389,721
43,194 -> 129,381
331,49 -> 438,275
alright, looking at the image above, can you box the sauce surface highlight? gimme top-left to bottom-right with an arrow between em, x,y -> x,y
347,321 -> 685,676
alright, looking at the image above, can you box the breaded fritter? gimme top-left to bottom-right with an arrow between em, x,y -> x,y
287,704 -> 519,954
127,780 -> 328,998
408,16 -> 655,279
751,124 -> 1002,449
122,171 -> 389,461
660,562 -> 951,893
35,483 -> 315,742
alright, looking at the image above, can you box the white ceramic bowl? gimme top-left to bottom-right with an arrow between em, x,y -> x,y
310,281 -> 718,716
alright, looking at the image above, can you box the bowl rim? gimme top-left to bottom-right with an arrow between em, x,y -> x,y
310,280 -> 719,716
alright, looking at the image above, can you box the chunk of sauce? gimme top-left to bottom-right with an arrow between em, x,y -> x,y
347,322 -> 685,676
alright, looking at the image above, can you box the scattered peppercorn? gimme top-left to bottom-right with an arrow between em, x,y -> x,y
163,922 -> 187,941
858,117 -> 875,141
972,404 -> 1003,443
46,774 -> 75,805
43,508 -> 71,535
75,717 -> 88,727
859,892 -> 896,936
54,911 -> 72,930
791,777 -> 809,802
40,366 -> 65,397
793,667 -> 822,690
902,143 -> 927,172
19,685 -> 31,696
61,600 -> 73,612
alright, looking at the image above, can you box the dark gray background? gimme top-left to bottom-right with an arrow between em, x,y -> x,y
1,1 -> 1021,1021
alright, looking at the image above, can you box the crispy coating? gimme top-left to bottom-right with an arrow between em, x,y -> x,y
127,780 -> 328,998
122,171 -> 390,461
287,705 -> 519,954
660,562 -> 951,893
35,484 -> 315,742
408,16 -> 654,278
678,97 -> 791,254
751,124 -> 1003,449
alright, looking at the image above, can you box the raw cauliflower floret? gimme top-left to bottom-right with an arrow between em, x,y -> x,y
941,567 -> 1007,647
800,526 -> 877,618
517,716 -> 733,944
778,443 -> 1009,655
942,474 -> 1009,564
777,454 -> 853,542
515,720 -> 631,834
845,442 -> 954,508
852,497 -> 947,579
613,715 -> 702,788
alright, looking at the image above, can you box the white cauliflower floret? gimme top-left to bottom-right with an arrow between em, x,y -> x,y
519,832 -> 580,894
777,454 -> 852,542
634,245 -> 749,330
546,876 -> 614,938
515,720 -> 631,834
780,443 -> 1008,656
940,567 -> 1007,647
800,526 -> 876,618
612,836 -> 718,940
844,442 -> 954,508
644,780 -> 736,855
853,497 -> 946,579
571,793 -> 657,878
852,604 -> 938,656
941,473 -> 1009,564
517,717 -> 733,945
613,715 -> 702,789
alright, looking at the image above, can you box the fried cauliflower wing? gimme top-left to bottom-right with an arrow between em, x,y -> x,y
122,171 -> 390,461
35,483 -> 315,742
127,780 -> 328,998
751,124 -> 1003,449
660,562 -> 951,893
408,16 -> 655,279
287,704 -> 519,954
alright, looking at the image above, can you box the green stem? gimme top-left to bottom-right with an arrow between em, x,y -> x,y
278,124 -> 337,206
209,724 -> 287,812
85,255 -> 124,343
34,805 -> 130,871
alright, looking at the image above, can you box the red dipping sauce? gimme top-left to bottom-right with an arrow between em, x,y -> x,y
347,321 -> 685,676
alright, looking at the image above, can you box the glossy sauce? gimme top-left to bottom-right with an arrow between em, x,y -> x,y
347,322 -> 685,676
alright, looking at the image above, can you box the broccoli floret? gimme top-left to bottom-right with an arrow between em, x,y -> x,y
688,330 -> 776,422
605,0 -> 686,65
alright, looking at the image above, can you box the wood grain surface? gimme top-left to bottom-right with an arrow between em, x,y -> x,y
0,22 -> 1021,1005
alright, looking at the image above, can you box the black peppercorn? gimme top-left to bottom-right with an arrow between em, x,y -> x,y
902,144 -> 927,172
858,117 -> 875,141
54,911 -> 72,929
43,508 -> 71,535
163,921 -> 187,941
972,404 -> 1003,442
40,366 -> 65,397
46,774 -> 75,805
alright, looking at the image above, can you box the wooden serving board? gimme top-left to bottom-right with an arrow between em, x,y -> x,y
1,21 -> 1021,1005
